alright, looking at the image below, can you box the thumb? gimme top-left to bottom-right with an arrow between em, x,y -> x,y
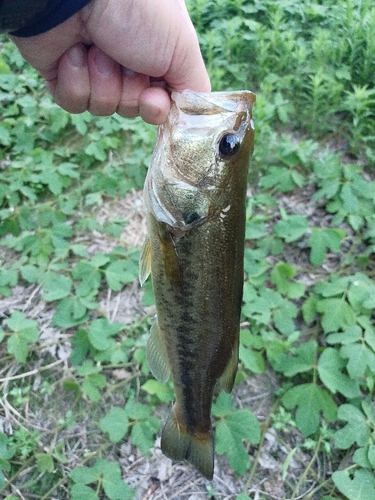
85,0 -> 210,92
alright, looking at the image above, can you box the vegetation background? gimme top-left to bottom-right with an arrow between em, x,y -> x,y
0,0 -> 375,498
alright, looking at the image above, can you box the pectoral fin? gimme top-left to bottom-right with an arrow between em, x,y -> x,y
158,226 -> 182,288
146,318 -> 170,384
218,338 -> 239,393
139,238 -> 152,286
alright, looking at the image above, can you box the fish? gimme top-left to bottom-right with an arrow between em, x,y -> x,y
139,89 -> 256,479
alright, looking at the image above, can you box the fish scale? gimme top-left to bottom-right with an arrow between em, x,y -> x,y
139,89 -> 255,479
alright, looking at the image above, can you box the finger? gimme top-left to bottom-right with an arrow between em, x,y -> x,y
87,46 -> 122,116
139,86 -> 171,125
164,1 -> 211,93
85,0 -> 211,94
116,69 -> 150,118
49,43 -> 90,114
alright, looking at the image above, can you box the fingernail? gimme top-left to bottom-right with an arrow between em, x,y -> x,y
140,102 -> 166,125
148,103 -> 163,118
95,50 -> 115,76
68,45 -> 86,67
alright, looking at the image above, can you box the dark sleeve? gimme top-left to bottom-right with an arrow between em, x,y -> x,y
0,0 -> 91,37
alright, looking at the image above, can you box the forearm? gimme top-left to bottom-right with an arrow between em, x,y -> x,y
0,0 -> 90,36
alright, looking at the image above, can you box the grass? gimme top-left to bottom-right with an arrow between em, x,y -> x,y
0,0 -> 375,498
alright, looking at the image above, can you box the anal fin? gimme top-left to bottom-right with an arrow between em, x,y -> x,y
218,337 -> 239,393
146,318 -> 170,384
161,406 -> 214,480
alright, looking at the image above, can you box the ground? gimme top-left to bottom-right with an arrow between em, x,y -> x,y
0,185 -> 345,500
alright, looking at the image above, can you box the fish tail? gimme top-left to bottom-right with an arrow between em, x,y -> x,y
161,407 -> 214,480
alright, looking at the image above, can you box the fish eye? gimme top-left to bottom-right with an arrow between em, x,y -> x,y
218,133 -> 241,159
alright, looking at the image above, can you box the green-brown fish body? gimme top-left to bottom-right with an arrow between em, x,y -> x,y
139,90 -> 255,479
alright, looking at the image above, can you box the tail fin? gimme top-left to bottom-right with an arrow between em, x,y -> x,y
161,407 -> 214,480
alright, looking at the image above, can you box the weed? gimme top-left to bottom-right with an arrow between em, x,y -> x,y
0,1 -> 375,498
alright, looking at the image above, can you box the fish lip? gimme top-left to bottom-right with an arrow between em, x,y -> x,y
171,89 -> 256,115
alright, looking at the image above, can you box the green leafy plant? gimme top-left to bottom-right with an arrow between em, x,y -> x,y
213,393 -> 260,475
1,311 -> 39,362
99,398 -> 160,455
0,434 -> 15,490
69,459 -> 133,500
1,0 -> 375,497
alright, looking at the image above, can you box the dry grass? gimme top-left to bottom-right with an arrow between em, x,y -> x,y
0,188 -> 333,499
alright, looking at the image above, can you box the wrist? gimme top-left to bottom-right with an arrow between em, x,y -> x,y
9,0 -> 92,37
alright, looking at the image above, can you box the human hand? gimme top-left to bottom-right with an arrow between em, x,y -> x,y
10,0 -> 210,124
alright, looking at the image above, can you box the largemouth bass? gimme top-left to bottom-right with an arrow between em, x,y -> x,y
139,90 -> 255,479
